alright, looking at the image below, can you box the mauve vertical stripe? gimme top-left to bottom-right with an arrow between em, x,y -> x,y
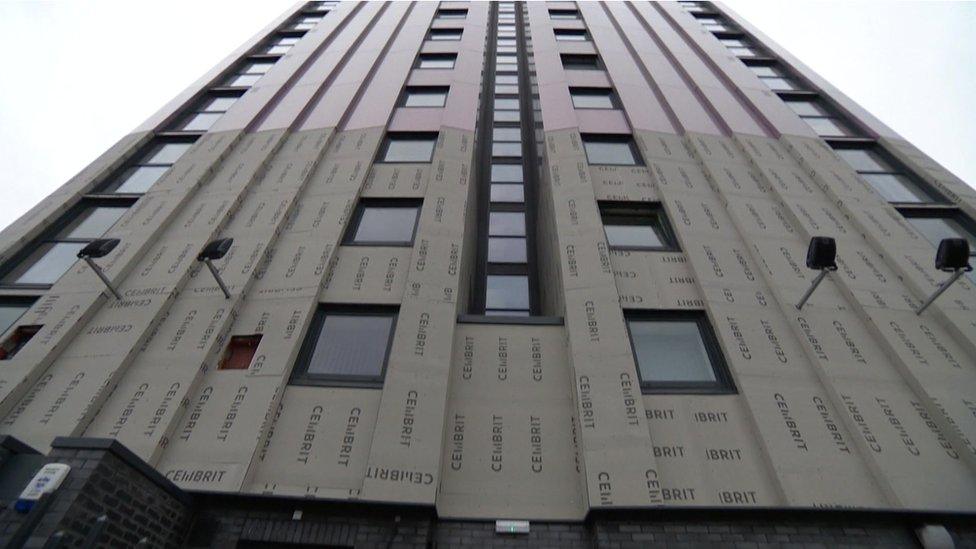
248,1 -> 381,133
653,1 -> 777,138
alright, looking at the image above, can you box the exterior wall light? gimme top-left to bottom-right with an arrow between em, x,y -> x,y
197,238 -> 234,299
916,238 -> 972,315
76,238 -> 121,299
795,236 -> 837,310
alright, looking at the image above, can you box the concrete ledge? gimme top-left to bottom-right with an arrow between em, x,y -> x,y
0,435 -> 40,455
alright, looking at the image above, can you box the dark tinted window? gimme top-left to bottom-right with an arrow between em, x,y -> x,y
291,308 -> 397,386
2,242 -> 85,285
0,299 -> 33,338
626,313 -> 733,393
403,86 -> 449,107
549,9 -> 579,19
570,88 -> 615,109
486,275 -> 530,311
554,29 -> 588,41
429,29 -> 462,41
346,202 -> 421,245
417,54 -> 457,69
601,203 -> 678,251
561,54 -> 599,70
380,133 -> 438,162
582,135 -> 642,165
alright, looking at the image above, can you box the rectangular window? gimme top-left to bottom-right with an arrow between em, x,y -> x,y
379,132 -> 438,163
561,54 -> 600,70
784,97 -> 858,138
490,184 -> 524,203
173,92 -> 241,132
745,63 -> 802,91
549,9 -> 580,20
491,164 -> 524,183
582,134 -> 643,166
402,86 -> 449,108
554,29 -> 588,41
485,274 -> 530,313
832,145 -> 939,204
428,28 -> 462,41
601,202 -> 679,251
1,199 -> 134,287
262,35 -> 301,55
101,138 -> 194,194
345,200 -> 422,246
488,237 -> 527,263
698,17 -> 733,32
0,298 -> 34,338
223,60 -> 276,88
570,87 -> 616,109
290,16 -> 322,31
417,53 -> 457,69
626,312 -> 733,394
489,211 -> 526,237
436,9 -> 467,19
902,211 -> 976,255
0,325 -> 41,361
218,335 -> 262,370
290,307 -> 397,387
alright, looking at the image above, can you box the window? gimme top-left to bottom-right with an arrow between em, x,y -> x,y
417,53 -> 457,69
428,28 -> 462,41
744,62 -> 802,92
561,54 -> 600,70
100,139 -> 194,193
488,237 -> 527,263
492,142 -> 522,158
262,35 -> 301,55
223,60 -> 276,87
173,93 -> 241,132
902,211 -> 976,257
436,9 -> 467,20
832,146 -> 939,203
570,87 -> 616,109
485,275 -> 530,314
0,298 -> 34,338
554,29 -> 588,41
218,335 -> 262,370
626,312 -> 734,393
491,163 -> 523,183
290,16 -> 322,31
783,97 -> 857,138
379,133 -> 438,163
345,200 -> 422,246
290,307 -> 397,387
0,325 -> 41,361
402,86 -> 449,108
582,135 -> 642,166
601,202 -> 678,251
697,16 -> 733,32
0,200 -> 133,286
549,9 -> 579,20
489,211 -> 526,236
718,38 -> 760,58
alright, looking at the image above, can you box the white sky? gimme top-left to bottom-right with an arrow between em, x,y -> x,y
0,1 -> 973,231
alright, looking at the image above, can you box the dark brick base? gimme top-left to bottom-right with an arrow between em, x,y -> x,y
2,436 -> 976,548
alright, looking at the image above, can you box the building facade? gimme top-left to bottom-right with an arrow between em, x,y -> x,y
0,1 -> 975,546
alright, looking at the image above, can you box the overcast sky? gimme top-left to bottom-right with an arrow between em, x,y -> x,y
0,1 -> 973,231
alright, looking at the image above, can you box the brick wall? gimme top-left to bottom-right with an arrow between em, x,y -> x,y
0,437 -> 192,548
3,434 -> 976,548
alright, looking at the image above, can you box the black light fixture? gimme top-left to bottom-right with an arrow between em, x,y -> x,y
795,236 -> 837,310
916,238 -> 972,315
76,238 -> 121,299
197,238 -> 234,299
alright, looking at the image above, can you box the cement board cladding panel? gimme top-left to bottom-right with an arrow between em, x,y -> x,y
0,0 -> 974,522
